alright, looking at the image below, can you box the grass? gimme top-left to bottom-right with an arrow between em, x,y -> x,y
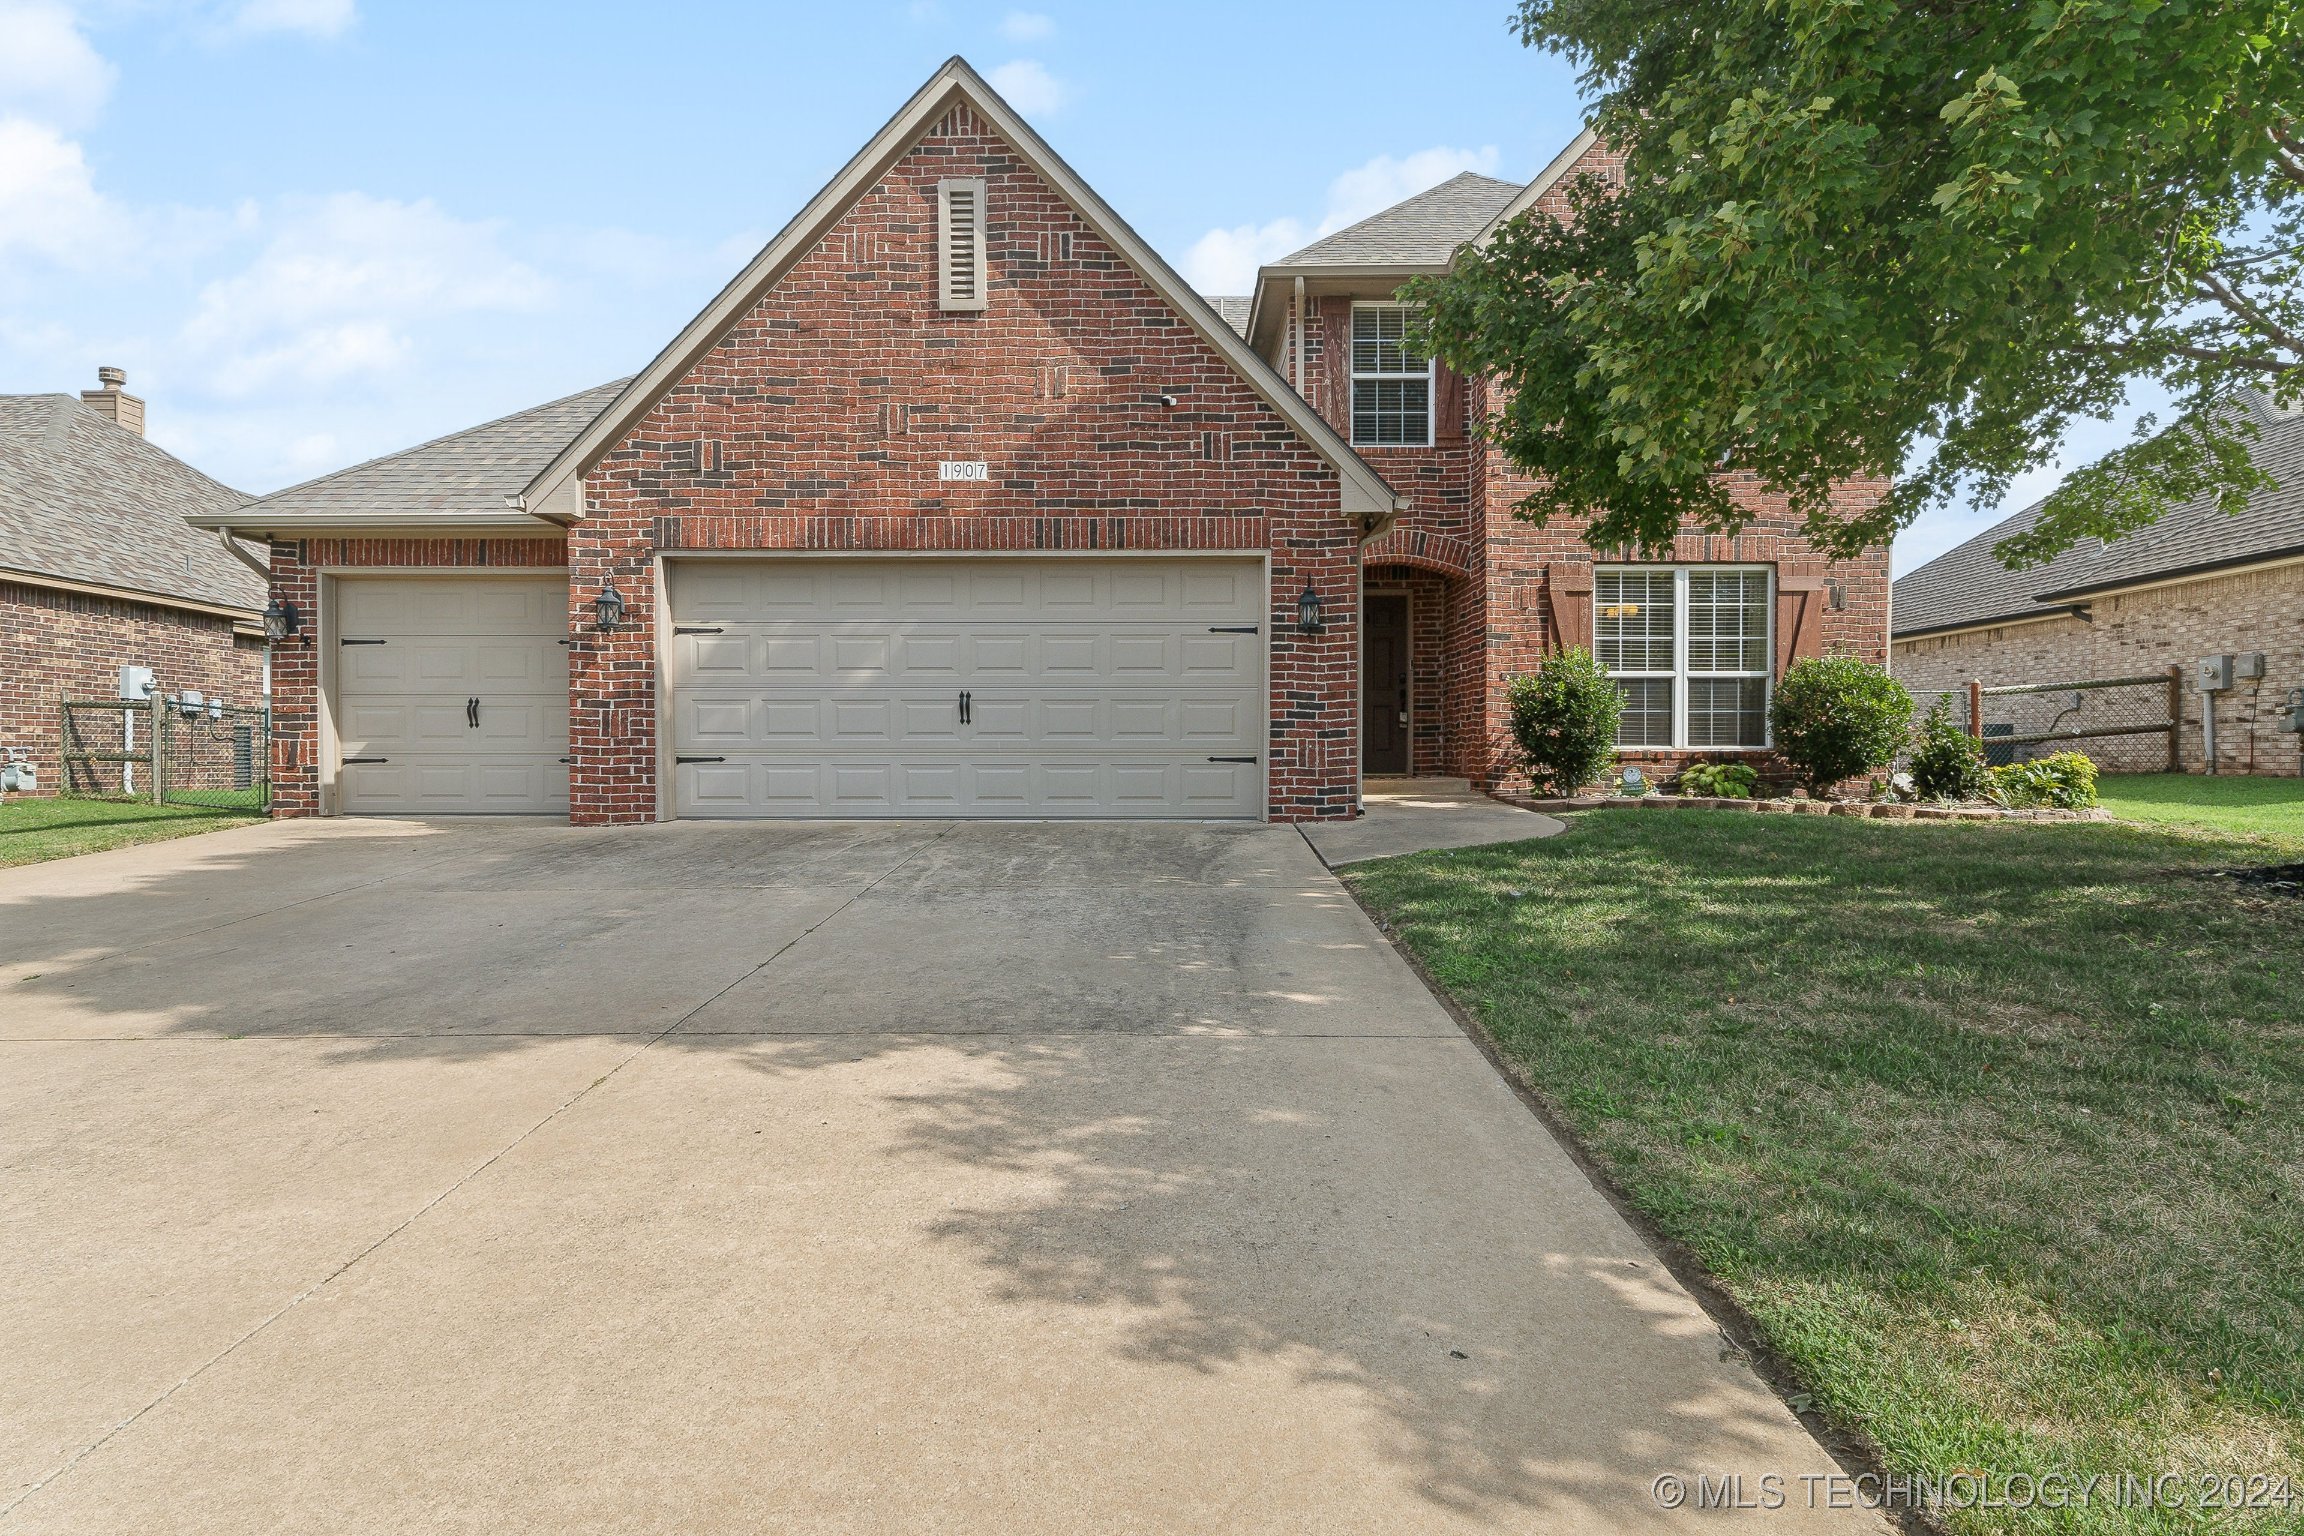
0,796 -> 267,867
2100,773 -> 2304,846
1346,814 -> 2304,1535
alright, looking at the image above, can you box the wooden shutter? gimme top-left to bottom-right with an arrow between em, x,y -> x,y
1545,561 -> 1594,652
937,178 -> 988,312
1774,564 -> 1828,674
1435,362 -> 1467,445
1322,300 -> 1352,427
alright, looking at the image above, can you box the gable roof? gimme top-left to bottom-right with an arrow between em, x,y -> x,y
522,58 -> 1401,526
1893,392 -> 2304,638
1272,173 -> 1524,270
0,393 -> 263,615
189,381 -> 627,535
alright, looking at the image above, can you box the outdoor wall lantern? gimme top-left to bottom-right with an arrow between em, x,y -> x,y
1296,580 -> 1324,635
592,579 -> 627,633
261,594 -> 300,642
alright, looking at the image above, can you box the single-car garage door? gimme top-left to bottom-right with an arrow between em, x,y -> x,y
334,576 -> 569,814
667,557 -> 1265,819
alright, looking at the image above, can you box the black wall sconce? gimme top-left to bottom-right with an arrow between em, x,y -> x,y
261,593 -> 300,643
592,579 -> 627,632
1296,580 -> 1324,635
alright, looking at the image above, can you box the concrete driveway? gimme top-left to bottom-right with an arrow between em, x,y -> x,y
1,817 -> 1874,1534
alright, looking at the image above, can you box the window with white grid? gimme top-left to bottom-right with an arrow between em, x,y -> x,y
1593,566 -> 1774,748
1350,305 -> 1432,446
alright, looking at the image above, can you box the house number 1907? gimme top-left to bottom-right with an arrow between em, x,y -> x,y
938,461 -> 990,481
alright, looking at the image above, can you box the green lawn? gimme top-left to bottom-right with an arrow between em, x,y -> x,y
2100,773 -> 2304,846
0,796 -> 267,867
1346,814 -> 2303,1535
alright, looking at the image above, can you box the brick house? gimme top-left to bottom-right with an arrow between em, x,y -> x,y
193,59 -> 1887,825
1,372 -> 267,796
1893,390 -> 2302,776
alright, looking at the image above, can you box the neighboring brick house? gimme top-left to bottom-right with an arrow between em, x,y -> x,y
1894,391 -> 2303,776
1,372 -> 267,796
195,58 -> 1887,825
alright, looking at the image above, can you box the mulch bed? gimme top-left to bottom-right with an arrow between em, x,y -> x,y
2203,862 -> 2304,899
1496,792 -> 2110,824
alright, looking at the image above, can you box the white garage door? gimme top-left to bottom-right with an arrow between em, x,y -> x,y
667,557 -> 1265,819
334,576 -> 569,814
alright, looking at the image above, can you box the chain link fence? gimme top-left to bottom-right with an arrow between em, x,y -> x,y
1907,668 -> 2183,773
58,695 -> 269,809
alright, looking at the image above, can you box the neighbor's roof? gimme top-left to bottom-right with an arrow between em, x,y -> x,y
191,381 -> 627,534
0,393 -> 261,614
1203,295 -> 1252,337
1893,391 -> 2304,638
1272,173 -> 1524,270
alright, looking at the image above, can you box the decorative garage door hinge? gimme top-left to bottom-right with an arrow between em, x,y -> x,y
675,756 -> 725,765
338,637 -> 386,646
1208,625 -> 1258,634
1206,756 -> 1258,764
674,626 -> 723,635
343,756 -> 388,764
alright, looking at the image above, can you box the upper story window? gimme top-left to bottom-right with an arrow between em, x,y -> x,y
1594,566 -> 1774,749
1350,304 -> 1431,446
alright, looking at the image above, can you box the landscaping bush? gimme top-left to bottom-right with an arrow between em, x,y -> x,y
1991,750 -> 2100,810
1907,697 -> 1991,802
1677,759 -> 1758,798
1505,649 -> 1622,796
1768,656 -> 1914,794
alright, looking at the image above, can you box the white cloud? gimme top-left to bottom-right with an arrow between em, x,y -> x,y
230,0 -> 355,38
0,115 -> 129,261
0,0 -> 115,129
986,58 -> 1065,116
183,193 -> 552,395
998,10 -> 1052,41
1180,144 -> 1502,293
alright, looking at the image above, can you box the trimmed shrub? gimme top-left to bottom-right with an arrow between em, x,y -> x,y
1908,698 -> 1992,802
1768,656 -> 1915,794
1678,759 -> 1759,798
1505,649 -> 1622,796
1991,751 -> 2100,810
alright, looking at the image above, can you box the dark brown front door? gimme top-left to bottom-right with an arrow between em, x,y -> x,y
1363,594 -> 1409,775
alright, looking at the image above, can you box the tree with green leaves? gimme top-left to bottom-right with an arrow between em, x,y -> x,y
1412,0 -> 2301,567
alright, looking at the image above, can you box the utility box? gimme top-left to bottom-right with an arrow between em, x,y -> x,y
2197,654 -> 2235,692
118,664 -> 155,701
2234,652 -> 2268,681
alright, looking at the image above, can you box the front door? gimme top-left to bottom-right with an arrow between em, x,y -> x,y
1362,594 -> 1408,775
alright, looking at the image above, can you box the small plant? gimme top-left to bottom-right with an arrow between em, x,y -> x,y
1908,698 -> 1991,802
1768,656 -> 1915,795
1505,648 -> 1623,796
1991,751 -> 2100,810
1678,759 -> 1758,798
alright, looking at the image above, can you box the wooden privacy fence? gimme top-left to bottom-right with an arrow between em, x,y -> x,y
1908,666 -> 2184,773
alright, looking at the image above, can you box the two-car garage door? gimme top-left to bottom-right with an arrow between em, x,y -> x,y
666,558 -> 1266,819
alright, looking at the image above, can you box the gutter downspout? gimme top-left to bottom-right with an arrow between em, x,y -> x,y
1293,274 -> 1308,397
216,527 -> 271,582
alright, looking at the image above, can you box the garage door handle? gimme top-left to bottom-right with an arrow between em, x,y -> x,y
1208,625 -> 1259,634
674,626 -> 723,635
343,756 -> 388,764
959,690 -> 971,724
1207,755 -> 1258,764
466,697 -> 479,728
676,755 -> 725,764
339,638 -> 386,646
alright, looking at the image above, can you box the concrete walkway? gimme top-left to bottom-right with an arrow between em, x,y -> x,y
1,817 -> 1873,1534
1302,778 -> 1564,866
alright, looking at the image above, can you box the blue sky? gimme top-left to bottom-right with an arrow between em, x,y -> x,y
0,0 -> 2146,571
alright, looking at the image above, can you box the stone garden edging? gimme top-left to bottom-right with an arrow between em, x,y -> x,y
1495,793 -> 2112,823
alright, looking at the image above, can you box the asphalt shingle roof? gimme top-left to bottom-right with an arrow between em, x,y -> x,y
0,394 -> 261,613
1893,392 -> 2304,636
234,380 -> 628,524
1202,295 -> 1251,337
1275,173 -> 1523,269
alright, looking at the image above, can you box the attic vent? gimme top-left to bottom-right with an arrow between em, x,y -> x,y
938,177 -> 989,312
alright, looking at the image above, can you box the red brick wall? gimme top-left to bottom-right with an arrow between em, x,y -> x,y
0,580 -> 263,797
264,536 -> 566,817
569,103 -> 1360,824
